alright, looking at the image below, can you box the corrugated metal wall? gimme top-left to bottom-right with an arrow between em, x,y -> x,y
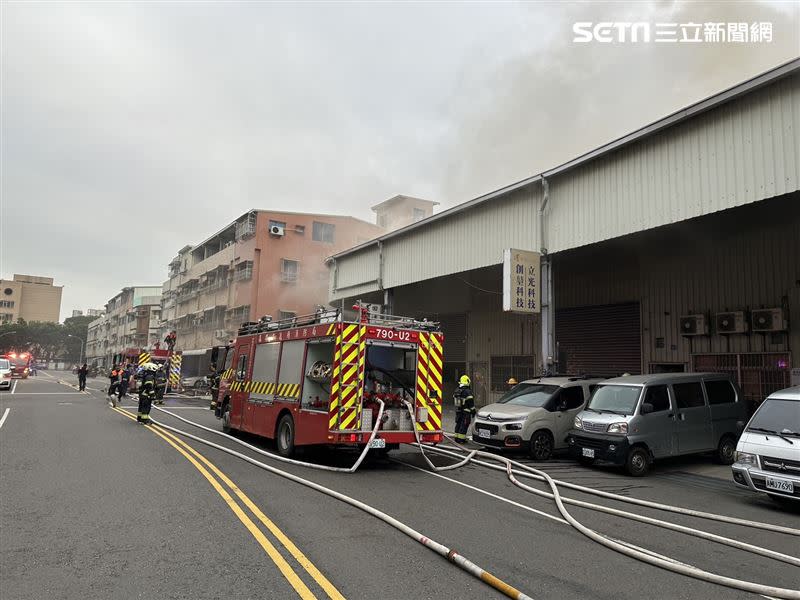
554,193 -> 800,370
382,185 -> 541,289
330,245 -> 380,300
547,74 -> 800,253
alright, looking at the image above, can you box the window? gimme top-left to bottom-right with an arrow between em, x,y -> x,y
278,310 -> 296,320
497,384 -> 558,408
558,386 -> 585,410
281,259 -> 299,283
0,314 -> 11,324
0,300 -> 14,308
234,261 -> 253,282
3,288 -> 12,296
412,208 -> 426,222
643,385 -> 670,412
587,385 -> 641,415
673,382 -> 706,409
312,221 -> 335,243
490,355 -> 536,391
236,354 -> 248,380
705,380 -> 737,405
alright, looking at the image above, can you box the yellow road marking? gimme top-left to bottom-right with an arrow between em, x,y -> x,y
112,408 -> 334,600
149,422 -> 346,600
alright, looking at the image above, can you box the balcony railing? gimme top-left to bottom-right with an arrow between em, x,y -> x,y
233,266 -> 253,282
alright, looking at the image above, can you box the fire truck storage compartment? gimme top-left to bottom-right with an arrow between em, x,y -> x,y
277,340 -> 305,398
250,342 -> 280,401
365,342 -> 417,432
304,339 -> 335,410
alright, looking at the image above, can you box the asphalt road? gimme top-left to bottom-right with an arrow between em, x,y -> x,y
2,372 -> 798,600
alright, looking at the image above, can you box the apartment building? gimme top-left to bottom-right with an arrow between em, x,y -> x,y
372,195 -> 438,232
0,274 -> 63,324
160,210 -> 383,351
86,286 -> 162,367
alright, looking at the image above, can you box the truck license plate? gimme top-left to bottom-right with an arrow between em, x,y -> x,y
477,429 -> 491,439
369,438 -> 386,449
582,448 -> 595,458
766,476 -> 794,494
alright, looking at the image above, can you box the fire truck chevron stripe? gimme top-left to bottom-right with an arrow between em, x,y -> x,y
169,354 -> 182,386
138,352 -> 151,366
326,323 -> 336,336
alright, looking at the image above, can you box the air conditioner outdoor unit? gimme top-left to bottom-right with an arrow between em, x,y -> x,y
715,311 -> 748,334
679,314 -> 708,336
270,225 -> 285,236
751,308 -> 787,332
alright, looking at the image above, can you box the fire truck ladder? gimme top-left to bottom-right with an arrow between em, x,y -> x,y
334,325 -> 366,431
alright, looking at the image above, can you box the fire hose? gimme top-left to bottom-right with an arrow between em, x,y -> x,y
149,405 -> 532,600
401,401 -> 800,599
151,404 -> 800,599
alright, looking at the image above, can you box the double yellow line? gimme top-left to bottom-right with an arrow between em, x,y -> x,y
112,407 -> 345,600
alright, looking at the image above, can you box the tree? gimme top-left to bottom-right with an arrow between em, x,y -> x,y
0,316 -> 95,363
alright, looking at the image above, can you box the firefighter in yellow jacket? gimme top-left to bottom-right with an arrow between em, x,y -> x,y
453,375 -> 475,443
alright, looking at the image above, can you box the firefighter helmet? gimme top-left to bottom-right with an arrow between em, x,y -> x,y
507,377 -> 518,386
459,375 -> 471,386
141,362 -> 159,371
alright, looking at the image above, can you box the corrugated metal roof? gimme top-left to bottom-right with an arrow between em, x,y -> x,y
331,57 -> 800,261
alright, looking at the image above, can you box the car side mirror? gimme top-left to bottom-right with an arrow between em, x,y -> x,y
641,403 -> 654,415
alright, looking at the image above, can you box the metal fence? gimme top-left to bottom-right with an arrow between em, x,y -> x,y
692,352 -> 791,413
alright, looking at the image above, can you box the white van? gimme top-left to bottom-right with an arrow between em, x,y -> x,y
731,386 -> 800,503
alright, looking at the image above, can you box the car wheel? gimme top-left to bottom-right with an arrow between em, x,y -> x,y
716,435 -> 736,465
276,414 -> 296,457
221,404 -> 233,434
625,447 -> 650,477
529,430 -> 554,461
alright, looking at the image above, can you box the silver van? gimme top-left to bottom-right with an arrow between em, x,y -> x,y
567,373 -> 746,476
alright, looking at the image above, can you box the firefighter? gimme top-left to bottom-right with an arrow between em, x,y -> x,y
154,365 -> 167,405
453,375 -> 475,443
108,365 -> 122,408
137,362 -> 158,423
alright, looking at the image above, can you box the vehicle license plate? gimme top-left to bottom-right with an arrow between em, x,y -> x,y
477,429 -> 491,439
766,476 -> 793,493
369,438 -> 386,449
581,447 -> 595,458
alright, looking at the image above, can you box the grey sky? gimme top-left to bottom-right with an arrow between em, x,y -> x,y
2,1 -> 798,321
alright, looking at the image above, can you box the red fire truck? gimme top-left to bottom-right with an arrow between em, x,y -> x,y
214,305 -> 444,456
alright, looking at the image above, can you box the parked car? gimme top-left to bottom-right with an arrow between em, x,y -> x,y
472,376 -> 605,460
731,386 -> 799,504
181,375 -> 209,389
567,373 -> 746,476
0,359 -> 12,390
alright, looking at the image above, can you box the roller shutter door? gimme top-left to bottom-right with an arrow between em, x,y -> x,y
555,302 -> 641,377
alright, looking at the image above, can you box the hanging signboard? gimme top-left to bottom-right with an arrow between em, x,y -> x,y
503,249 -> 541,314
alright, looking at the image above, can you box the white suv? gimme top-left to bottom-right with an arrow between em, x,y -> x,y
472,377 -> 604,460
732,386 -> 800,504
